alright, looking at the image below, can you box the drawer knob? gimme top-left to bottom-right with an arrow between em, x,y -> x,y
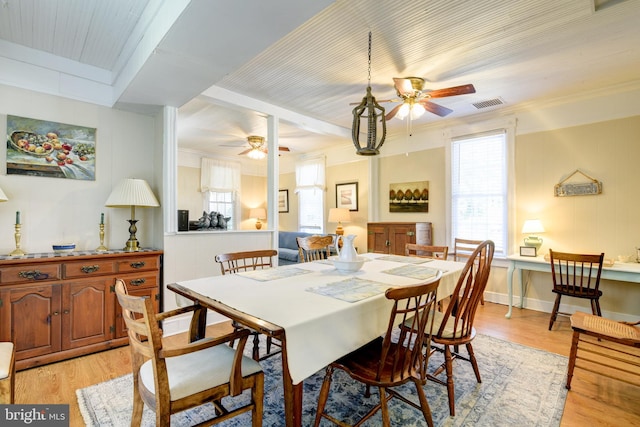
81,265 -> 100,274
130,278 -> 146,286
130,261 -> 146,269
19,270 -> 49,280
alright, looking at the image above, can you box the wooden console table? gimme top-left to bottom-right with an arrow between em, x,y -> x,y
0,249 -> 162,370
506,254 -> 640,318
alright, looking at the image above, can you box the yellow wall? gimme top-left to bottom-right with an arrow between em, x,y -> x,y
511,115 -> 640,316
376,148 -> 448,245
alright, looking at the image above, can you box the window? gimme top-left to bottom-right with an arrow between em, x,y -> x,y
206,191 -> 235,229
295,157 -> 325,234
451,130 -> 508,257
200,158 -> 241,230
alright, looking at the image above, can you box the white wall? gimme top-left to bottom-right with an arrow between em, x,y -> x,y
0,84 -> 161,254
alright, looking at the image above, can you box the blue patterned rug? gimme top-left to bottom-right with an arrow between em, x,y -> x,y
77,334 -> 568,426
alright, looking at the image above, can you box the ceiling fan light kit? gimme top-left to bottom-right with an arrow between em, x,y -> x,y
239,135 -> 289,159
351,32 -> 386,156
384,78 -> 476,121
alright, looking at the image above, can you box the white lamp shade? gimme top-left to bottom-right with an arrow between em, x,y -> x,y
249,208 -> 266,219
522,219 -> 545,234
328,208 -> 351,223
105,178 -> 160,207
0,186 -> 7,202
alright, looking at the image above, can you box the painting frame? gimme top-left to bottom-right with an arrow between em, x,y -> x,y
6,114 -> 97,181
278,189 -> 289,213
389,181 -> 429,213
336,182 -> 358,211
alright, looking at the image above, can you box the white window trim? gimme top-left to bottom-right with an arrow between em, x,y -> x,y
444,116 -> 516,259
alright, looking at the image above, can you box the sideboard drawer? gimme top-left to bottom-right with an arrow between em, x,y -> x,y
0,263 -> 61,284
119,272 -> 159,289
64,260 -> 116,278
117,255 -> 159,273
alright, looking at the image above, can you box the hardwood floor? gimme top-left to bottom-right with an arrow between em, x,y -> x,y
14,302 -> 640,426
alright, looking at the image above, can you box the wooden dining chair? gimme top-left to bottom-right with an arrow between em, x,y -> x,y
314,271 -> 442,427
452,237 -> 485,303
403,240 -> 494,416
566,311 -> 640,390
215,249 -> 280,361
297,235 -> 334,262
548,250 -> 605,331
115,279 -> 264,427
405,243 -> 449,260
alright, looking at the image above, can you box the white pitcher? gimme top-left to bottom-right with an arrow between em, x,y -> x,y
336,234 -> 358,261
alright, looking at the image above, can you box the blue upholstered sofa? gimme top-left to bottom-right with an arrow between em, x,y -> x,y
278,231 -> 314,265
278,231 -> 339,265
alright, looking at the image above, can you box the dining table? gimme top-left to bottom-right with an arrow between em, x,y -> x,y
167,252 -> 467,427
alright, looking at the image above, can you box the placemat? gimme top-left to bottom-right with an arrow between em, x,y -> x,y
306,277 -> 390,302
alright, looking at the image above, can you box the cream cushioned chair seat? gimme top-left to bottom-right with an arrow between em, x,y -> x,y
140,341 -> 263,401
0,342 -> 13,379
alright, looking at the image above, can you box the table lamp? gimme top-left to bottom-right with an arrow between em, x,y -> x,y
105,178 -> 160,252
249,208 -> 266,229
328,208 -> 351,236
522,219 -> 545,251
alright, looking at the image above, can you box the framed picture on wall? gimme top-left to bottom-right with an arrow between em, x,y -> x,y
278,190 -> 289,213
6,114 -> 97,180
336,182 -> 358,211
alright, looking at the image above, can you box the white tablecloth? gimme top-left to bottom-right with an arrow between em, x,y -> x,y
175,253 -> 465,384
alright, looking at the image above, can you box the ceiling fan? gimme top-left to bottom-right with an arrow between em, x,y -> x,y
384,77 -> 476,121
238,135 -> 290,159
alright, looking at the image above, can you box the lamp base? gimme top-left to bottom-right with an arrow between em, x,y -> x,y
524,236 -> 543,251
255,220 -> 262,230
123,219 -> 141,252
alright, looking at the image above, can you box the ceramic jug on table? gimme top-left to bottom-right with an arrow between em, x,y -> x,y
336,235 -> 358,261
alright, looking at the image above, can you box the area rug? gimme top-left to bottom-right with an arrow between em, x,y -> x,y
77,334 -> 568,426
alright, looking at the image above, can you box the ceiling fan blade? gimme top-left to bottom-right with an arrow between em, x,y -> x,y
419,100 -> 453,117
385,104 -> 404,120
238,148 -> 252,155
426,84 -> 476,98
278,146 -> 290,152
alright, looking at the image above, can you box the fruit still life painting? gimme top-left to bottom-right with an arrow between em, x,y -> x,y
389,181 -> 429,213
7,115 -> 96,180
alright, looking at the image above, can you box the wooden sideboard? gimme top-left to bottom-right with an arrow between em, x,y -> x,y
367,222 -> 432,255
0,249 -> 162,370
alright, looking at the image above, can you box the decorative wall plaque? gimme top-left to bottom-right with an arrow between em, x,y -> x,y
554,170 -> 602,197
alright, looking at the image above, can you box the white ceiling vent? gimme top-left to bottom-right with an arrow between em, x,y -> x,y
472,97 -> 505,110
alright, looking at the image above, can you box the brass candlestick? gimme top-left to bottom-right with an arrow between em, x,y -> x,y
9,223 -> 26,257
96,223 -> 108,252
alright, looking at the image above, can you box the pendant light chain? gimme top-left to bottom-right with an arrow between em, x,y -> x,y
367,31 -> 372,86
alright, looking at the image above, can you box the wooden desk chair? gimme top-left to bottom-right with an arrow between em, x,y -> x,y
566,311 -> 640,390
115,279 -> 264,427
404,240 -> 495,416
0,342 -> 15,404
297,235 -> 334,262
548,250 -> 604,331
215,249 -> 280,361
452,238 -> 484,303
314,271 -> 442,427
405,243 -> 449,260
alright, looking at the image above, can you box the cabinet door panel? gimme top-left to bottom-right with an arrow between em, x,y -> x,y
389,225 -> 416,255
62,278 -> 114,349
2,285 -> 62,359
367,225 -> 389,253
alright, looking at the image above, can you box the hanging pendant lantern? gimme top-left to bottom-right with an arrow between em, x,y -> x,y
352,32 -> 386,156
